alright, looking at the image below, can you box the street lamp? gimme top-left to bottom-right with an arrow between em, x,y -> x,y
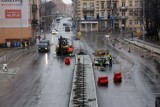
20,0 -> 23,42
142,0 -> 145,49
140,0 -> 145,57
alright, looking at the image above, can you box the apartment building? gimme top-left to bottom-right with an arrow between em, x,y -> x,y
72,0 -> 143,32
0,0 -> 40,46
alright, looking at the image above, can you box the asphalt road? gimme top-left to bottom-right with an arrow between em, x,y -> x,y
0,18 -> 75,107
0,18 -> 160,107
82,31 -> 160,107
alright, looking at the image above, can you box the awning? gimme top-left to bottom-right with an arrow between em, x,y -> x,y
80,21 -> 98,24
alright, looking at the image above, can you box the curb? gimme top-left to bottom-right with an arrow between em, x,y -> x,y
124,39 -> 160,55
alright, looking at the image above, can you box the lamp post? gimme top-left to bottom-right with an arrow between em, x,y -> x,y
20,0 -> 23,42
142,0 -> 145,49
141,0 -> 145,57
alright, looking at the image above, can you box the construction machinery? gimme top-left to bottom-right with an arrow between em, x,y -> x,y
56,36 -> 74,56
93,50 -> 110,70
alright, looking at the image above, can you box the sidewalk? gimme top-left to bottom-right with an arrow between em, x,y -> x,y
69,40 -> 98,107
124,38 -> 160,55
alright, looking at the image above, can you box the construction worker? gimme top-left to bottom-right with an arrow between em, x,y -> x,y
107,54 -> 112,67
109,55 -> 112,67
68,46 -> 74,56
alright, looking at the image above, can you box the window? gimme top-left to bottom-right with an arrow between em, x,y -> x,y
101,2 -> 104,9
134,19 -> 138,25
135,1 -> 138,7
122,19 -> 126,25
113,11 -> 117,16
101,12 -> 104,17
113,2 -> 117,8
90,3 -> 94,9
129,20 -> 132,25
122,2 -> 125,7
134,9 -> 138,16
83,3 -> 87,9
107,1 -> 111,9
90,12 -> 94,18
130,28 -> 132,31
129,9 -> 133,16
82,24 -> 85,28
122,11 -> 125,16
140,1 -> 143,7
129,0 -> 132,6
92,24 -> 96,28
140,19 -> 143,25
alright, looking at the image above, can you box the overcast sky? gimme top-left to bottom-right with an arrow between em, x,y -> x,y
63,0 -> 72,4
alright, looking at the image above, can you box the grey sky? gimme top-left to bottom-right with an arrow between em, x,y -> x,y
63,0 -> 72,4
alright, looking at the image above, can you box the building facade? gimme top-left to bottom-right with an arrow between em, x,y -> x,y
72,0 -> 143,32
0,0 -> 40,46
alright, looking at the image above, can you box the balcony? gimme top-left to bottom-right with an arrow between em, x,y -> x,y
100,7 -> 106,10
32,4 -> 37,12
118,16 -> 128,19
119,6 -> 128,11
81,16 -> 96,20
112,7 -> 118,11
83,7 -> 95,11
32,19 -> 38,26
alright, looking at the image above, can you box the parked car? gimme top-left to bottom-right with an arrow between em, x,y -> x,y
38,40 -> 50,52
65,26 -> 70,32
63,23 -> 69,26
51,29 -> 58,35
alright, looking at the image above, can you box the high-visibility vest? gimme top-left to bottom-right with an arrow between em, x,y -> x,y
68,48 -> 73,52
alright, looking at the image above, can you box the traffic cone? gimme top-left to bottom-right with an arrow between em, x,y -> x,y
128,46 -> 131,52
151,50 -> 154,57
141,51 -> 144,57
119,43 -> 121,49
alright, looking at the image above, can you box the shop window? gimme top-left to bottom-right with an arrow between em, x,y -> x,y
92,24 -> 96,28
82,24 -> 85,28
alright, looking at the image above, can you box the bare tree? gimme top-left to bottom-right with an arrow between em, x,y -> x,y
144,0 -> 160,41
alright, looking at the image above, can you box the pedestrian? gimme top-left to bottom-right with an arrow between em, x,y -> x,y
109,55 -> 112,68
22,41 -> 25,48
36,38 -> 39,46
27,41 -> 29,49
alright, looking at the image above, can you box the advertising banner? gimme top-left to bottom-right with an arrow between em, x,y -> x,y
0,0 -> 28,27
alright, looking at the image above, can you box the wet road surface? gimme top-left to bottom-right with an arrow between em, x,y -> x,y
0,18 -> 75,107
82,32 -> 160,107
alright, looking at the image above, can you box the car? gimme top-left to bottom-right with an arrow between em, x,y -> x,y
51,29 -> 58,35
56,18 -> 60,23
38,40 -> 50,52
155,97 -> 160,107
94,57 -> 109,67
65,26 -> 70,32
63,23 -> 69,26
